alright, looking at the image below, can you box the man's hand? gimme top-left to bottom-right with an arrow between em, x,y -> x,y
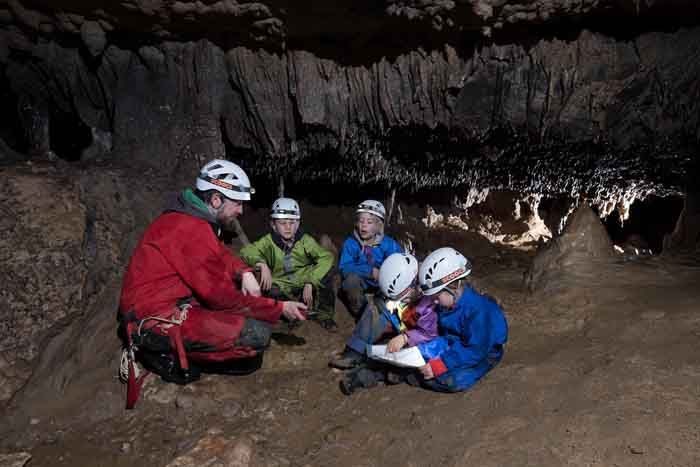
387,334 -> 407,353
419,363 -> 435,380
371,267 -> 380,280
282,301 -> 308,321
302,283 -> 314,307
257,263 -> 272,291
241,271 -> 261,297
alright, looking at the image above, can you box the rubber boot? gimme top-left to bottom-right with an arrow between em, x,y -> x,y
339,366 -> 385,395
329,347 -> 365,370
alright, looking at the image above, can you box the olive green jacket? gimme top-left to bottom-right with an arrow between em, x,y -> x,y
240,231 -> 334,295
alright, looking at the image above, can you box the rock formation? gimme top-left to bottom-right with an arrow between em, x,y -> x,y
0,163 -> 166,410
0,1 -> 697,199
524,203 -> 615,292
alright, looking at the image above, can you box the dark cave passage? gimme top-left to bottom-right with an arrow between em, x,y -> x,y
602,195 -> 684,254
48,107 -> 93,162
0,71 -> 27,155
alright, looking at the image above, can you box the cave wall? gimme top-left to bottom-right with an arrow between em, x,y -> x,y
0,167 -> 88,402
0,163 -> 165,410
1,1 -> 699,195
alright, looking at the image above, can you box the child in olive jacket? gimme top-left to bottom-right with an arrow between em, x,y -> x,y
240,198 -> 337,331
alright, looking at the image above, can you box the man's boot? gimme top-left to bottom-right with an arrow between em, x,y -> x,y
329,347 -> 365,369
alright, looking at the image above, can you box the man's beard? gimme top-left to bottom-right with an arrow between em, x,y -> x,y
220,216 -> 238,232
214,209 -> 237,232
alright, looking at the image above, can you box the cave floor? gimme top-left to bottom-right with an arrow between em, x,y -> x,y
3,234 -> 700,467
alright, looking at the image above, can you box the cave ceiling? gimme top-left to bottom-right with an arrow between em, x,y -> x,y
1,0 -> 699,199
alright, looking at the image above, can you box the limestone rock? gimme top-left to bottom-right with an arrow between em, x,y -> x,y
0,453 -> 31,467
2,13 -> 699,191
663,189 -> 700,254
524,204 -> 614,292
0,166 -> 88,404
4,164 -> 164,415
80,21 -> 107,57
166,436 -> 253,467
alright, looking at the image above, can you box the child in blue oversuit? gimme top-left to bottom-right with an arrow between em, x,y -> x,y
415,247 -> 508,392
338,200 -> 403,319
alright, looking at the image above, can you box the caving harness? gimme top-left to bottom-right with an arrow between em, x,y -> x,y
118,299 -> 196,409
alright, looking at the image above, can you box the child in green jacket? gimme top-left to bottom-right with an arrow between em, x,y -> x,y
240,198 -> 337,331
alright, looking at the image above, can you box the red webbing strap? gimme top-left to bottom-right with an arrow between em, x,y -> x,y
125,321 -> 150,410
168,325 -> 189,371
126,360 -> 149,410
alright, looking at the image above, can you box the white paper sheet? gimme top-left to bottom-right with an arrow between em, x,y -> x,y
367,345 -> 426,368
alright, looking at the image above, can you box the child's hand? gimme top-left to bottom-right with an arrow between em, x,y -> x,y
419,363 -> 434,380
387,334 -> 407,353
371,267 -> 380,280
257,262 -> 272,291
302,283 -> 314,308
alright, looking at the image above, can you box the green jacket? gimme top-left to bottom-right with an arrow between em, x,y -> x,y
240,230 -> 334,294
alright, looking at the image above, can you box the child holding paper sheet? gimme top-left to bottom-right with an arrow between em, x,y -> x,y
330,253 -> 437,368
330,253 -> 439,394
337,247 -> 508,395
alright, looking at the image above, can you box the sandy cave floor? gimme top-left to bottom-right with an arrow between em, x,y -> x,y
2,231 -> 700,467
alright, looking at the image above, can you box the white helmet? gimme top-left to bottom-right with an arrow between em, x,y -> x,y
196,159 -> 255,201
379,253 -> 419,300
419,247 -> 472,296
356,199 -> 386,220
270,197 -> 300,220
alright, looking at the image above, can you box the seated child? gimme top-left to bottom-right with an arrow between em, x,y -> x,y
338,200 -> 403,318
330,253 -> 438,386
240,197 -> 337,331
416,247 -> 508,392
